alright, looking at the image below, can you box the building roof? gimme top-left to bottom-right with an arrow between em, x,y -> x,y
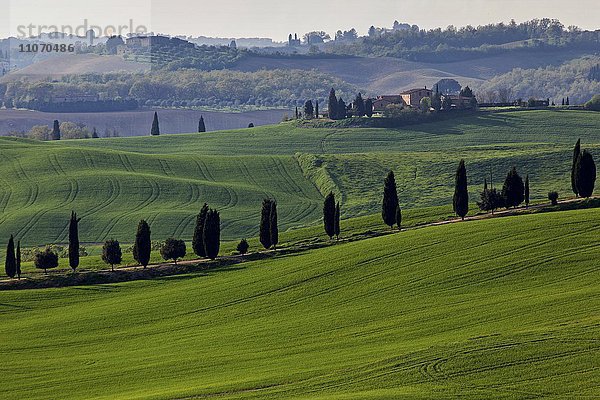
400,88 -> 433,95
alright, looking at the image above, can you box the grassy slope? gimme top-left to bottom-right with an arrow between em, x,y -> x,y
1,110 -> 599,248
1,208 -> 598,399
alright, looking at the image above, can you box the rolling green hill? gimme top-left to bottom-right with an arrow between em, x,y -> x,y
0,110 -> 598,247
0,208 -> 598,399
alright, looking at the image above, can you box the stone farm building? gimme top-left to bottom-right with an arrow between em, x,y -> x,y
372,87 -> 433,113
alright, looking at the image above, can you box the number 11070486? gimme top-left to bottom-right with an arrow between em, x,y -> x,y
19,43 -> 75,53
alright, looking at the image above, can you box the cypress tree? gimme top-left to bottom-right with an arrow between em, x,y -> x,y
4,235 -> 16,278
354,93 -> 366,117
501,166 -> 525,208
572,139 -> 581,197
334,202 -> 341,239
562,98 -> 565,106
337,98 -> 347,119
382,170 -> 399,228
575,150 -> 597,198
365,98 -> 374,117
259,199 -> 273,249
304,100 -> 314,119
566,97 -> 570,106
151,112 -> 160,136
16,240 -> 21,280
203,209 -> 221,260
295,107 -> 299,119
52,120 -> 61,140
323,192 -> 336,239
192,203 -> 209,257
198,116 -> 206,132
525,174 -> 530,208
453,160 -> 469,220
328,88 -> 338,120
92,127 -> 99,138
270,201 -> 279,249
133,219 -> 151,268
315,100 -> 319,119
68,211 -> 81,272
396,205 -> 402,230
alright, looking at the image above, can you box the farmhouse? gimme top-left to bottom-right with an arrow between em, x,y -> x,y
400,87 -> 433,107
372,95 -> 406,113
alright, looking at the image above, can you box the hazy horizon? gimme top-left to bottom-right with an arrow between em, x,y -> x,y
1,0 -> 598,40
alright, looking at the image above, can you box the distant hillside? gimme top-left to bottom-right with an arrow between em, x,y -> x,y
234,49 -> 595,94
475,55 -> 600,104
0,54 -> 148,82
0,108 -> 287,137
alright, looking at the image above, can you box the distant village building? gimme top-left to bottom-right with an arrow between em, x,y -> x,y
288,33 -> 301,47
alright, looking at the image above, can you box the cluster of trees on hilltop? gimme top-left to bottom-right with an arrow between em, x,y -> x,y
1,70 -> 357,110
475,56 -> 600,105
324,19 -> 599,61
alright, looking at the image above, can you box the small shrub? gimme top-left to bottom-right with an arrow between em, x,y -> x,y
237,239 -> 249,255
548,191 -> 559,205
34,247 -> 59,273
160,238 -> 186,264
102,239 -> 122,271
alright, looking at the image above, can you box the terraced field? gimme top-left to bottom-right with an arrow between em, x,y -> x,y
0,110 -> 598,247
1,208 -> 598,399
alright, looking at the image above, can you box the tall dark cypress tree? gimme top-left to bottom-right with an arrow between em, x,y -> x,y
16,240 -> 21,280
4,235 -> 16,278
501,166 -> 525,208
52,120 -> 61,140
203,209 -> 221,260
525,174 -> 530,208
198,116 -> 206,133
575,150 -> 597,198
572,139 -> 581,197
133,219 -> 151,268
151,112 -> 160,136
337,98 -> 347,119
453,160 -> 469,220
382,170 -> 399,228
315,100 -> 319,119
334,202 -> 341,239
260,199 -> 273,249
328,88 -> 338,120
270,201 -> 279,249
304,100 -> 314,119
68,211 -> 81,272
323,192 -> 336,239
354,93 -> 366,117
192,203 -> 209,257
365,98 -> 374,117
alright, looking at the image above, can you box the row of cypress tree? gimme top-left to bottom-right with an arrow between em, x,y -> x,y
150,112 -> 207,136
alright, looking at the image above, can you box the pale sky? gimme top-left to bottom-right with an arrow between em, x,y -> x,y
1,0 -> 598,40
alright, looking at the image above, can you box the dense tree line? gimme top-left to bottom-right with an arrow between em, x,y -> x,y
476,56 -> 600,105
1,70 -> 357,111
325,19 -> 599,62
